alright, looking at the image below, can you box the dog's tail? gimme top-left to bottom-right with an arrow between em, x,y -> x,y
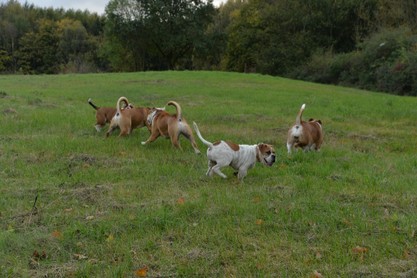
88,98 -> 99,110
296,104 -> 306,126
193,122 -> 213,148
167,101 -> 182,121
116,96 -> 129,115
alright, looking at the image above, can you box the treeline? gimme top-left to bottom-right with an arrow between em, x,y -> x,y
1,0 -> 417,95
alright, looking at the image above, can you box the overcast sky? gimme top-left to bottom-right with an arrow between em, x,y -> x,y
2,0 -> 225,15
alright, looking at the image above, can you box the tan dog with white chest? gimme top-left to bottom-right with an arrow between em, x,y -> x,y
141,101 -> 200,154
106,96 -> 150,137
193,122 -> 276,181
88,98 -> 132,132
286,104 -> 323,153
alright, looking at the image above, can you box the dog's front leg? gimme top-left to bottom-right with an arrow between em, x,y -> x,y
237,168 -> 248,181
95,124 -> 103,132
141,132 -> 160,145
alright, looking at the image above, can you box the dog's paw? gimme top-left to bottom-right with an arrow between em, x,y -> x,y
141,142 -> 146,145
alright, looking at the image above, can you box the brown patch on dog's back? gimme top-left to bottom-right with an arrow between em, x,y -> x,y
213,141 -> 240,151
226,141 -> 240,151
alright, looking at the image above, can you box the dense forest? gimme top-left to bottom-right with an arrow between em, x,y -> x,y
1,0 -> 417,95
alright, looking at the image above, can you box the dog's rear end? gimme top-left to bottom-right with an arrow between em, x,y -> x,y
287,104 -> 323,153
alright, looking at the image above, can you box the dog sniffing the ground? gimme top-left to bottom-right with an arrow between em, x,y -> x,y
286,104 -> 323,153
141,101 -> 200,154
193,122 -> 276,181
106,96 -> 151,137
88,98 -> 132,132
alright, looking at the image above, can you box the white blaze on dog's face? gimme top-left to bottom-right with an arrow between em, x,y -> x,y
257,143 -> 276,166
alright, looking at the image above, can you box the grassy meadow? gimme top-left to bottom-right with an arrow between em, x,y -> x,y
1,71 -> 417,277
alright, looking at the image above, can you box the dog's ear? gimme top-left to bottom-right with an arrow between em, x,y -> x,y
317,120 -> 322,124
309,118 -> 314,122
258,143 -> 273,153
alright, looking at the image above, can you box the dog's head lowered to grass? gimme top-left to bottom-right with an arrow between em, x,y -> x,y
256,143 -> 276,167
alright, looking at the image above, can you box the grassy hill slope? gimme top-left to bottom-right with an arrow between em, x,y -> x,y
1,71 -> 416,277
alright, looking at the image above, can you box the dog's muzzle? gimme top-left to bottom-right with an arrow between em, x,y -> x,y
264,154 -> 276,166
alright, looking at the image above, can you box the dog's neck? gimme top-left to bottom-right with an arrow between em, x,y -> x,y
147,110 -> 160,126
255,145 -> 262,162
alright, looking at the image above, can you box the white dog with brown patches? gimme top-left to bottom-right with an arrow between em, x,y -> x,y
193,122 -> 276,181
286,104 -> 323,153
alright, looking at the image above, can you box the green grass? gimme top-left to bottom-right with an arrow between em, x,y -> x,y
1,71 -> 417,277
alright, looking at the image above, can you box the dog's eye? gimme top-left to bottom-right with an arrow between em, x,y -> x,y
266,151 -> 271,155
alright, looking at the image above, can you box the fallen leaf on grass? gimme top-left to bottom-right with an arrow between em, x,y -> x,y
32,250 -> 47,260
135,266 -> 148,277
52,230 -> 62,239
352,246 -> 368,261
86,215 -> 95,220
177,197 -> 185,205
311,270 -> 323,278
352,246 -> 368,254
73,253 -> 88,260
256,219 -> 264,225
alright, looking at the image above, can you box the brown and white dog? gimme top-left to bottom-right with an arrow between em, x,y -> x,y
141,101 -> 200,154
193,122 -> 276,181
88,98 -> 133,132
106,96 -> 151,137
286,104 -> 323,153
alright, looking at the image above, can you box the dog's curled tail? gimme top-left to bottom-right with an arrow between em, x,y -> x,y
116,96 -> 129,114
193,122 -> 213,148
88,98 -> 99,110
296,103 -> 306,126
167,101 -> 182,121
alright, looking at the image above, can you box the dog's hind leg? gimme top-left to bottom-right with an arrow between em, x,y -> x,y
169,133 -> 183,150
181,129 -> 201,154
286,142 -> 293,154
211,164 -> 227,179
206,160 -> 216,176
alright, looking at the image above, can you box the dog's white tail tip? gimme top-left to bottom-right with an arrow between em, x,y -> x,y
301,104 -> 306,110
88,98 -> 92,102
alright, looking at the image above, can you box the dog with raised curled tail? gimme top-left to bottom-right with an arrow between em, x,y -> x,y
286,104 -> 323,153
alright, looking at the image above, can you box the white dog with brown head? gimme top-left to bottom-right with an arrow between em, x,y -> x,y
286,104 -> 323,153
193,122 -> 276,181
